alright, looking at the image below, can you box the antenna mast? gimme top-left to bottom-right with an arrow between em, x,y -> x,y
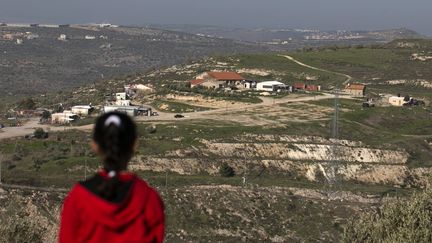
329,88 -> 340,185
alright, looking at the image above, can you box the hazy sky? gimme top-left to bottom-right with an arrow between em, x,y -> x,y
1,0 -> 431,35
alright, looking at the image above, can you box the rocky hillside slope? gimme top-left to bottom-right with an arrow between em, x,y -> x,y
0,25 -> 267,96
0,185 -> 377,242
131,135 -> 430,188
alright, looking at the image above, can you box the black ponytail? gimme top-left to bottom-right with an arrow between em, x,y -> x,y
92,112 -> 137,201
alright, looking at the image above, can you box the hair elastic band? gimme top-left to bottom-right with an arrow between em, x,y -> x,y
105,115 -> 121,127
108,170 -> 116,178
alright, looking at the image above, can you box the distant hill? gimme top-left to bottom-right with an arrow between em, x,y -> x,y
385,38 -> 432,49
151,25 -> 424,46
0,25 -> 268,96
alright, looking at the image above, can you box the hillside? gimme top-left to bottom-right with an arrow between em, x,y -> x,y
152,25 -> 424,46
0,25 -> 268,96
1,39 -> 432,241
26,39 -> 432,111
289,39 -> 432,99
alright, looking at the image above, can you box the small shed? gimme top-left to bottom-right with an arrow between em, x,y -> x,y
344,84 -> 366,97
71,105 -> 93,116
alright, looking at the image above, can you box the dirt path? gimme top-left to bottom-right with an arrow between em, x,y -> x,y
136,93 -> 341,122
0,183 -> 68,193
0,118 -> 93,140
0,94 -> 342,140
280,55 -> 353,85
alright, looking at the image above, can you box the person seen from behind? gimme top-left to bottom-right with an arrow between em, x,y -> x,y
59,112 -> 165,243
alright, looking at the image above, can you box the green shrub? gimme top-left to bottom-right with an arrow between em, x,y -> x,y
343,188 -> 432,242
33,128 -> 48,139
17,98 -> 36,110
219,163 -> 235,177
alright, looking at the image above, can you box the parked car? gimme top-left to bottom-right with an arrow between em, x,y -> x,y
174,114 -> 184,118
362,102 -> 375,108
0,124 -> 4,129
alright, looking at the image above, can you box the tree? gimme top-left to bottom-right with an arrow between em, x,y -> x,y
17,98 -> 36,110
343,188 -> 432,242
40,111 -> 51,120
33,128 -> 47,139
53,104 -> 64,113
219,163 -> 235,177
146,125 -> 157,134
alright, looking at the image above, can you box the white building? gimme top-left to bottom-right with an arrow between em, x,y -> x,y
71,105 -> 93,116
389,96 -> 407,107
116,92 -> 127,101
256,81 -> 287,92
26,33 -> 39,40
103,106 -> 137,117
6,23 -> 31,28
104,106 -> 152,117
98,23 -> 119,28
39,24 -> 60,28
125,84 -> 155,94
115,99 -> 131,106
51,111 -> 79,124
58,34 -> 67,41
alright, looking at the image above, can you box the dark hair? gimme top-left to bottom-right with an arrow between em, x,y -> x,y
92,112 -> 137,200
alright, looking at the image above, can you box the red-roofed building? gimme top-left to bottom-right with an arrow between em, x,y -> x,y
305,85 -> 321,92
344,83 -> 366,97
196,71 -> 246,89
294,83 -> 306,90
206,72 -> 245,81
190,79 -> 205,88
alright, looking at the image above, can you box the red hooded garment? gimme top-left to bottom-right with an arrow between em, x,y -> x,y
59,171 -> 164,243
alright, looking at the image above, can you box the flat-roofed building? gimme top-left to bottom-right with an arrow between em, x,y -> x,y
103,106 -> 152,117
71,105 -> 94,116
389,96 -> 407,106
51,111 -> 79,124
344,83 -> 366,97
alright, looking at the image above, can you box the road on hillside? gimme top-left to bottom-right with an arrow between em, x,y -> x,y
0,93 -> 344,140
0,118 -> 93,140
280,55 -> 353,85
136,92 -> 345,122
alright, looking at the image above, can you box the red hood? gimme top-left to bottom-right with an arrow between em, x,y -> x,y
70,172 -> 151,230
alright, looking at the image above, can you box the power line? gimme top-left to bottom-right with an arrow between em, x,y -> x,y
329,88 -> 340,186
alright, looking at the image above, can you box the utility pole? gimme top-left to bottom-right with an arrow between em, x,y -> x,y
0,149 -> 2,184
329,88 -> 340,186
84,158 -> 87,180
165,169 -> 168,190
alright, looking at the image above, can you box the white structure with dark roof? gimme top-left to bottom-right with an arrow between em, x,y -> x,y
256,81 -> 287,92
71,105 -> 93,116
389,96 -> 407,106
51,111 -> 79,124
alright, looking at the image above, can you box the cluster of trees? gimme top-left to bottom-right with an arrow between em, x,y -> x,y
300,44 -> 384,53
219,163 -> 235,177
33,128 -> 48,139
17,98 -> 37,110
343,188 -> 432,242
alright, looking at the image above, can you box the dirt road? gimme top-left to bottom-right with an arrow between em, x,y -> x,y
0,93 -> 343,140
280,55 -> 353,84
0,118 -> 93,140
136,92 -> 342,122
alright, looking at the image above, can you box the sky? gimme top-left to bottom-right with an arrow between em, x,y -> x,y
1,0 -> 431,35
